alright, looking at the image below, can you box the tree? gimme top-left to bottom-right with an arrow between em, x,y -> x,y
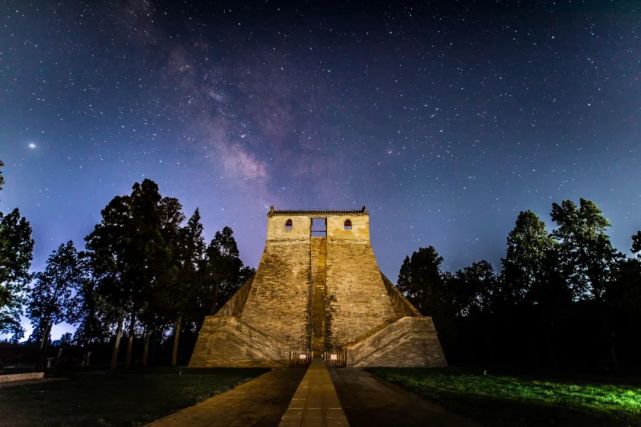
449,260 -> 496,318
85,179 -> 186,369
85,195 -> 131,370
551,199 -> 621,301
161,209 -> 205,366
0,159 -> 34,340
26,241 -> 84,355
499,210 -> 557,306
551,198 -> 622,370
198,226 -> 253,319
396,246 -> 446,320
72,258 -> 111,347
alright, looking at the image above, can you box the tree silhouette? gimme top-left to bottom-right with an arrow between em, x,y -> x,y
26,241 -> 83,358
499,210 -> 557,306
199,226 -> 253,318
397,246 -> 447,322
0,160 -> 34,341
165,209 -> 205,366
551,199 -> 621,301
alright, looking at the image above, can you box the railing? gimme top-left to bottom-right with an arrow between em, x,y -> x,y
289,350 -> 311,366
323,350 -> 347,368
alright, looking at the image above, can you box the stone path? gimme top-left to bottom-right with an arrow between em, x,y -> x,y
148,368 -> 305,427
278,358 -> 349,427
150,364 -> 479,427
330,368 -> 480,427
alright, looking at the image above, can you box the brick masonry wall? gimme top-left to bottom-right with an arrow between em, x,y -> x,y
325,239 -> 399,347
189,316 -> 287,367
346,317 -> 447,367
239,240 -> 311,351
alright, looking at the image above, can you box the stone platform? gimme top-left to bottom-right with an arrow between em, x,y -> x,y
190,208 -> 447,368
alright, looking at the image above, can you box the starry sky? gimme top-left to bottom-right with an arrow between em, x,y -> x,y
2,0 -> 641,314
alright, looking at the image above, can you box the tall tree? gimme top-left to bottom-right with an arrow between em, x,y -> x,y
396,246 -> 446,320
138,194 -> 185,367
199,226 -> 253,318
72,256 -> 111,347
163,209 -> 205,366
500,210 -> 557,305
551,199 -> 621,301
85,179 -> 186,369
26,241 -> 83,354
0,160 -> 34,341
551,198 -> 622,370
85,195 -> 132,370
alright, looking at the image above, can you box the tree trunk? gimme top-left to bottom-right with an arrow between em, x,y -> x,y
125,312 -> 135,369
110,316 -> 124,371
142,330 -> 151,368
39,322 -> 51,352
171,315 -> 182,366
37,322 -> 51,370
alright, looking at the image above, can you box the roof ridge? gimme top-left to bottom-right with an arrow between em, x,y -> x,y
267,206 -> 368,217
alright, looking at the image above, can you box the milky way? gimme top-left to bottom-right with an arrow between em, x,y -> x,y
2,0 -> 641,291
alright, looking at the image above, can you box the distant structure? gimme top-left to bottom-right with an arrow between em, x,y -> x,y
189,207 -> 446,367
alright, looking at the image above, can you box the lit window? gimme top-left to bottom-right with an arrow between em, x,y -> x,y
344,219 -> 352,230
285,219 -> 293,231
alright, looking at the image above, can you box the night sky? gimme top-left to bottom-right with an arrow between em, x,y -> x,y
2,2 -> 641,336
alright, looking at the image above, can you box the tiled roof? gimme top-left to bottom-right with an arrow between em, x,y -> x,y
267,206 -> 368,217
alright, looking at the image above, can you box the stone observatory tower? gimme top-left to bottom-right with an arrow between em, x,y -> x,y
189,207 -> 446,368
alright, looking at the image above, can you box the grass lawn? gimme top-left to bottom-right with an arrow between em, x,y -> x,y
0,367 -> 267,426
370,368 -> 641,426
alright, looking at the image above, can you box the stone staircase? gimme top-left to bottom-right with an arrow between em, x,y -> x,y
310,237 -> 327,357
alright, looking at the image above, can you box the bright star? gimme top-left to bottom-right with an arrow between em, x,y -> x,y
28,142 -> 37,150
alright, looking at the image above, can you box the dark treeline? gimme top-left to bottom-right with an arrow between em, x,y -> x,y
398,199 -> 641,373
0,165 -> 253,368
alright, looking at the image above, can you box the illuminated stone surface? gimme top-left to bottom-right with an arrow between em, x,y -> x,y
189,207 -> 446,368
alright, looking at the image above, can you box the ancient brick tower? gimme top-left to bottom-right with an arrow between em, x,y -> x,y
189,207 -> 447,368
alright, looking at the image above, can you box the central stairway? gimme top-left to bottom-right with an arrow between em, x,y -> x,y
310,237 -> 327,357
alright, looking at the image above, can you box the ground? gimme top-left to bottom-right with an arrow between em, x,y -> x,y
370,367 -> 641,426
0,368 -> 266,426
2,366 -> 641,426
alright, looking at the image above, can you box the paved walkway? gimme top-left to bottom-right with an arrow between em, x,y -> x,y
278,359 -> 349,427
330,368 -> 480,427
149,368 -> 305,427
150,364 -> 479,427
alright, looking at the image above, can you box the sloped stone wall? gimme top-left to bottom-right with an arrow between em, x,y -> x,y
239,240 -> 311,351
346,316 -> 447,367
189,316 -> 287,367
325,240 -> 398,347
